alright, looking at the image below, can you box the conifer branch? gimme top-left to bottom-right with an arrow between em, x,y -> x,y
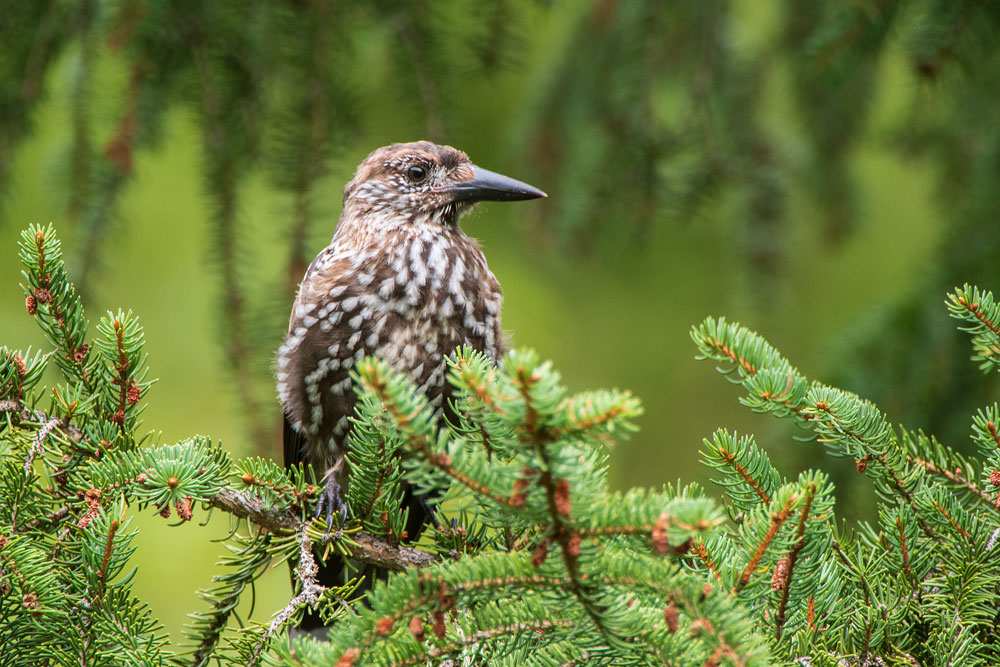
952,292 -> 1000,337
209,487 -> 435,571
774,483 -> 816,640
734,494 -> 796,594
895,517 -> 913,582
909,455 -> 996,510
0,399 -> 86,448
717,445 -> 771,504
930,498 -> 969,539
250,528 -> 329,665
692,539 -> 722,581
513,364 -> 609,644
873,456 -> 941,543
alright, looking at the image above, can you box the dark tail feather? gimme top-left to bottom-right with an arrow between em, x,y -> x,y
282,414 -> 437,633
283,415 -> 345,632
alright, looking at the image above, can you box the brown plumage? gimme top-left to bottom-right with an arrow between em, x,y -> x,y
276,141 -> 544,625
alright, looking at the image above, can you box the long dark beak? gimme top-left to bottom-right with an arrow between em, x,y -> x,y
444,165 -> 547,203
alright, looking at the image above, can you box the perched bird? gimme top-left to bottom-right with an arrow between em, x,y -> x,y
276,141 -> 545,628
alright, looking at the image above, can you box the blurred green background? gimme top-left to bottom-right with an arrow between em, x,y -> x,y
3,0 -> 999,645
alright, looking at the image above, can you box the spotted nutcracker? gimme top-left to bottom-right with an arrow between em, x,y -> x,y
275,141 -> 545,614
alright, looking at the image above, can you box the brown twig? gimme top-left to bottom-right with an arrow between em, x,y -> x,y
955,295 -> 1000,337
774,483 -> 816,640
909,456 -> 996,510
513,365 -> 610,641
734,495 -> 796,594
692,539 -> 722,581
717,446 -> 771,504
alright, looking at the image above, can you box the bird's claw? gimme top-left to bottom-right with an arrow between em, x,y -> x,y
315,475 -> 348,534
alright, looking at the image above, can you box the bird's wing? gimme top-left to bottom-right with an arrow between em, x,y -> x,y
282,247 -> 334,468
283,413 -> 309,470
286,246 -> 336,333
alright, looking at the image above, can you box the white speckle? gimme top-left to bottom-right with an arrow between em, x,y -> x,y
328,344 -> 339,356
379,278 -> 395,298
366,333 -> 379,347
411,242 -> 428,285
357,273 -> 373,286
354,348 -> 365,360
320,320 -> 332,331
328,311 -> 343,325
448,259 -> 465,292
348,315 -> 362,329
428,243 -> 445,273
303,315 -> 317,327
329,285 -> 347,298
333,415 -> 350,436
406,280 -> 421,304
343,296 -> 359,311
349,331 -> 361,348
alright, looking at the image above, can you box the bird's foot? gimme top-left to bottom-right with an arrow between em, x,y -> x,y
315,475 -> 348,534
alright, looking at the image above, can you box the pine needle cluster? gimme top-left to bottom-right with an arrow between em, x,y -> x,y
5,225 -> 1000,666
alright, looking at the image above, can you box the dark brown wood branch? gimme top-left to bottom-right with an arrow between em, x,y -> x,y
209,487 -> 435,572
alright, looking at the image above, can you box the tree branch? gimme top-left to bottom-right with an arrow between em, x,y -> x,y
209,487 -> 435,571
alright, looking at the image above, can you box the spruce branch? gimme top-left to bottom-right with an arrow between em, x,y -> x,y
19,224 -> 1000,663
734,493 -> 796,594
512,360 -> 608,642
209,487 -> 435,571
909,455 -> 996,510
774,482 -> 817,641
948,284 -> 1000,374
19,224 -> 95,393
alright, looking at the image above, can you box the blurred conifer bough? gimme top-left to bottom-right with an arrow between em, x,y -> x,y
6,218 -> 1000,664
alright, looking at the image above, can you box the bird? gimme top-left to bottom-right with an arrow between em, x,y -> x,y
275,141 -> 545,630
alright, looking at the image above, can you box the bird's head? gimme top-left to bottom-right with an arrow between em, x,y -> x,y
341,141 -> 546,229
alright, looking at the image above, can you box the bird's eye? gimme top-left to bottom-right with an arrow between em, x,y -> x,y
406,164 -> 428,183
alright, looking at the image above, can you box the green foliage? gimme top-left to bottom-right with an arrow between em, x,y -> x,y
690,298 -> 1000,665
0,225 -> 761,666
8,229 -> 1000,664
948,284 -> 1000,375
